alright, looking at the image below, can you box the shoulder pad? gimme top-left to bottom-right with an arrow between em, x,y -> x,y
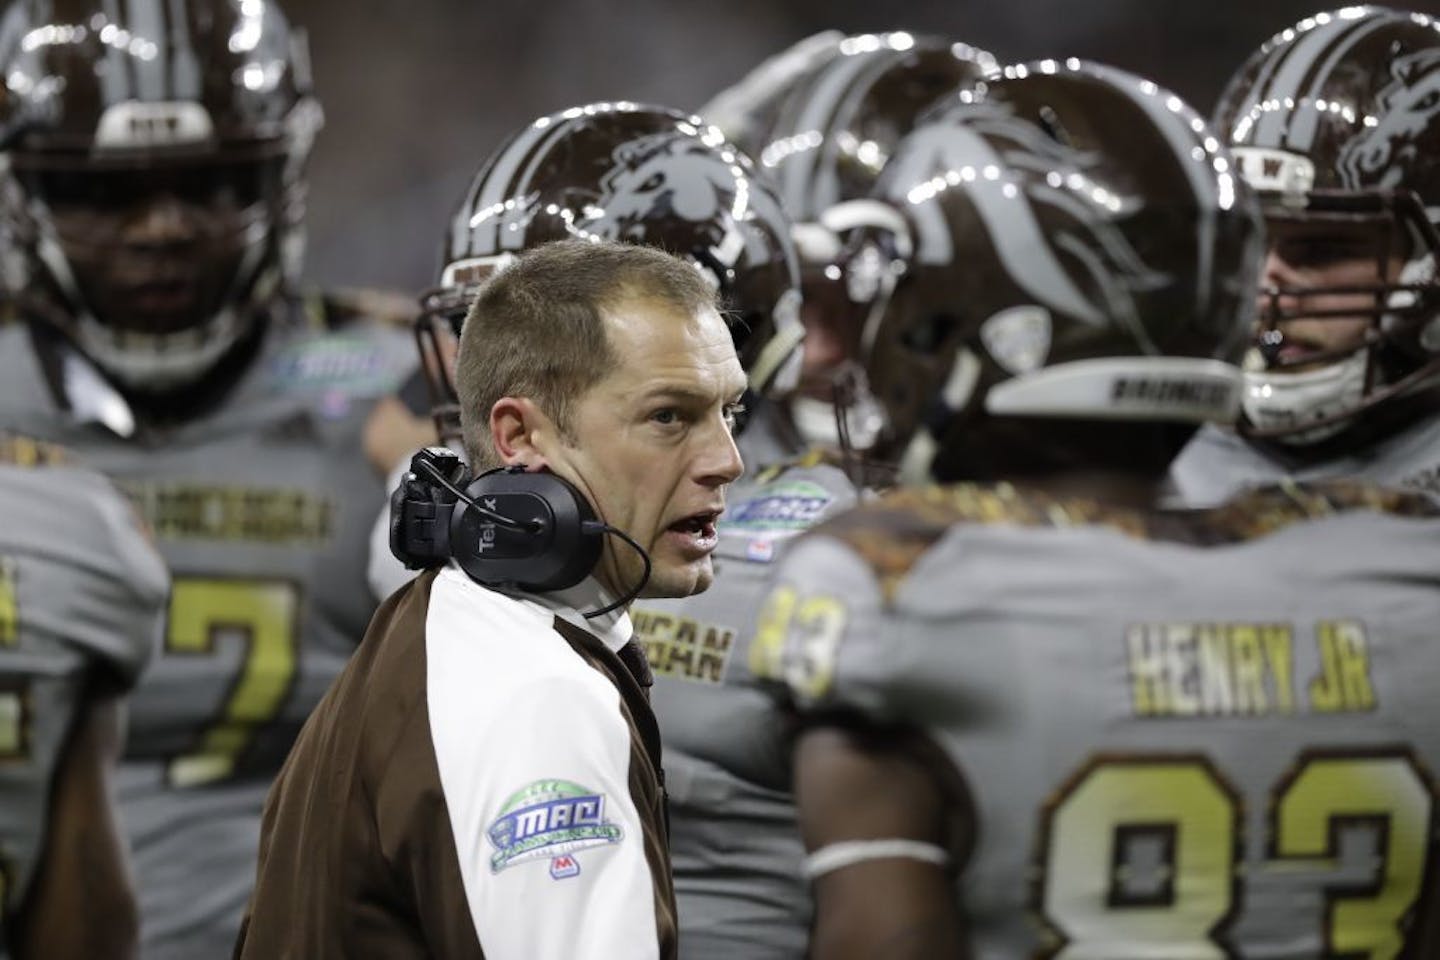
1194,478 -> 1440,541
808,483 -> 1155,600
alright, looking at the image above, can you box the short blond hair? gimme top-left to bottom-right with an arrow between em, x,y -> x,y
455,239 -> 722,468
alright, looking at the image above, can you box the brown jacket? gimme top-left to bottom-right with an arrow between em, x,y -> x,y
234,569 -> 676,958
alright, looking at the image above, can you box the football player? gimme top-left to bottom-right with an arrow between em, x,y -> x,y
0,1 -> 410,955
0,433 -> 168,959
1169,6 -> 1440,504
706,32 -> 999,466
752,61 -> 1440,958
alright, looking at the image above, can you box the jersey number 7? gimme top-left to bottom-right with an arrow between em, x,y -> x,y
165,578 -> 301,787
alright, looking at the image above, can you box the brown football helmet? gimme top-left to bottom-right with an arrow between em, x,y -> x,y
856,60 -> 1263,483
1215,5 -> 1440,443
417,102 -> 802,443
748,32 -> 999,451
698,31 -> 847,163
759,32 -> 998,224
0,0 -> 321,391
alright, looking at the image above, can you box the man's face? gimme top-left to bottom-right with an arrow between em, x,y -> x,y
1259,218 -> 1404,370
21,157 -> 274,334
540,297 -> 746,600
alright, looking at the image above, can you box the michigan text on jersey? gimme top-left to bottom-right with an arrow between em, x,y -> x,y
118,481 -> 334,545
632,609 -> 736,684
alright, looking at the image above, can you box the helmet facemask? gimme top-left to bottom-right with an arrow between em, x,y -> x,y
10,149 -> 288,390
413,254 -> 516,447
788,200 -> 910,459
1241,188 -> 1440,444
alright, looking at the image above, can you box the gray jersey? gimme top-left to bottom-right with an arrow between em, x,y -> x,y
759,482 -> 1440,959
1168,415 -> 1440,507
633,455 -> 857,959
0,440 -> 167,952
0,319 -> 410,958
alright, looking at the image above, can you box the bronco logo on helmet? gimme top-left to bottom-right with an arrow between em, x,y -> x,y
1339,48 -> 1440,190
589,130 -> 789,285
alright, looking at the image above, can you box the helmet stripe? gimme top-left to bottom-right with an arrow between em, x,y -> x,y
1104,73 -> 1221,317
893,121 -> 1104,328
126,0 -> 164,101
1253,13 -> 1374,147
499,116 -> 593,251
166,0 -> 202,101
97,0 -> 130,105
465,115 -> 579,254
778,46 -> 899,218
1286,13 -> 1395,152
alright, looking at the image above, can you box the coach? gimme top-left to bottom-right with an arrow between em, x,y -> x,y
234,240 -> 746,959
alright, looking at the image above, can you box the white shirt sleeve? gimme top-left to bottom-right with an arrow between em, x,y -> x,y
427,575 -> 661,960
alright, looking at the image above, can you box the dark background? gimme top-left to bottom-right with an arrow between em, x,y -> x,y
285,0 -> 1433,295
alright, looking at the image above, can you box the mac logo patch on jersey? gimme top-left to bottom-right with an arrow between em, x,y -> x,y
269,336 -> 404,400
487,779 -> 623,874
722,481 -> 833,538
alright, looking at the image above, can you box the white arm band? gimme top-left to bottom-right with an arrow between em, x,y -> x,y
803,839 -> 952,880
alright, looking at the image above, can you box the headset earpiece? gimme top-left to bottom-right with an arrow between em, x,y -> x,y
449,465 -> 604,591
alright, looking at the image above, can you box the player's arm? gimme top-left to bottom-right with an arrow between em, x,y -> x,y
363,389 -> 438,476
794,719 -> 973,960
12,688 -> 136,960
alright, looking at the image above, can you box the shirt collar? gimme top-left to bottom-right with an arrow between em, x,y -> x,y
510,576 -> 633,654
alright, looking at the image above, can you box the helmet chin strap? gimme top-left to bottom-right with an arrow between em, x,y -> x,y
1241,350 -> 1367,445
789,364 -> 886,452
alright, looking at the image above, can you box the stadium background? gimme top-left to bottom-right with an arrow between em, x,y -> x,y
289,0 -> 1344,294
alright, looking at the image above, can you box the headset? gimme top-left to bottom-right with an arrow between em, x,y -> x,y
389,447 -> 651,619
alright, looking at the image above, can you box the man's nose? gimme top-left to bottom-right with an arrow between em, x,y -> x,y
695,418 -> 745,488
1258,247 -> 1302,319
121,194 -> 198,248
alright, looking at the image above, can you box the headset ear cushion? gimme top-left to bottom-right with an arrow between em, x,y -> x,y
449,468 -> 604,592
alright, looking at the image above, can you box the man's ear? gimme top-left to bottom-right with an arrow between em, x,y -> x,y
490,397 -> 552,470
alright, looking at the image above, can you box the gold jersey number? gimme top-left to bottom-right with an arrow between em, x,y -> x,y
165,578 -> 301,787
750,584 -> 848,701
0,557 -> 27,761
1038,751 -> 1433,959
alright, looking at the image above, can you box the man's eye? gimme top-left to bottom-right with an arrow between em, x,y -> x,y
724,403 -> 748,431
651,409 -> 679,425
